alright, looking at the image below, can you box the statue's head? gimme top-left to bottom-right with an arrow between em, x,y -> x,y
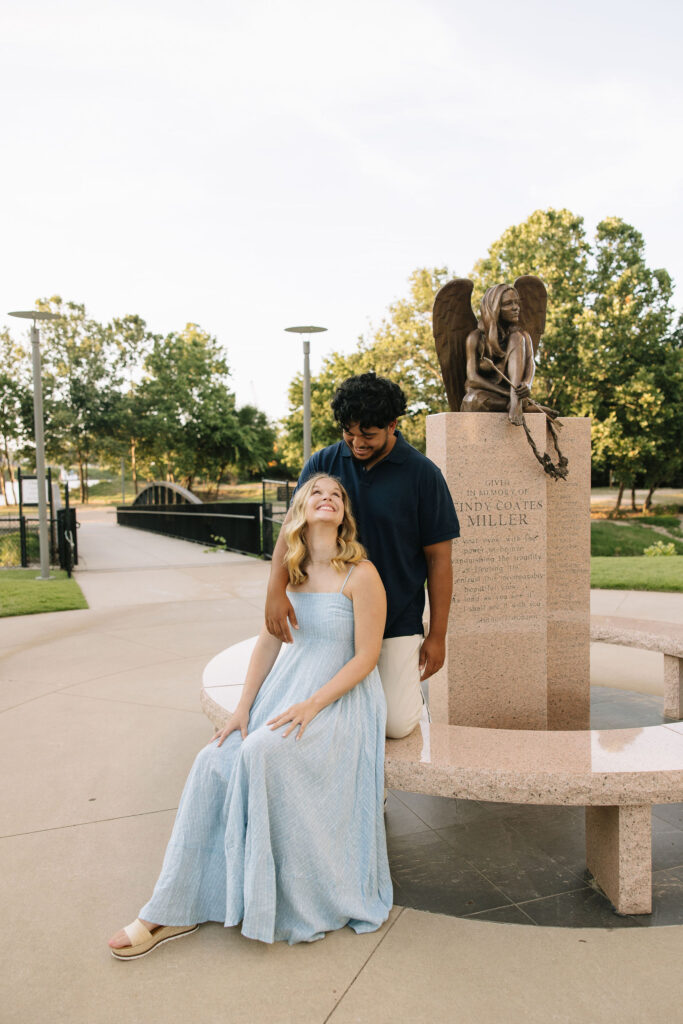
479,284 -> 519,357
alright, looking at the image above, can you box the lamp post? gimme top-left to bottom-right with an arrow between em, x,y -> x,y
8,310 -> 62,580
284,325 -> 327,464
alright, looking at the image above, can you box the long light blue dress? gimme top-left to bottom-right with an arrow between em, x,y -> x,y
139,575 -> 393,945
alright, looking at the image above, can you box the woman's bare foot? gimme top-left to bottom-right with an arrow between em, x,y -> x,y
508,395 -> 524,426
108,918 -> 160,949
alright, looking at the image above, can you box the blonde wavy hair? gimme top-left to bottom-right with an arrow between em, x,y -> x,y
284,473 -> 366,585
478,283 -> 519,360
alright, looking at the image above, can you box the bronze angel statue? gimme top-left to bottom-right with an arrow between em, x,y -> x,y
433,275 -> 557,426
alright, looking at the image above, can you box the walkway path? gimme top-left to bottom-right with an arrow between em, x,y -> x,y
591,587 -> 683,696
2,506 -> 683,1023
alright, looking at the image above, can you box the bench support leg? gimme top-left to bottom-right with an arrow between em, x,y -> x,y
585,805 -> 652,915
663,655 -> 683,720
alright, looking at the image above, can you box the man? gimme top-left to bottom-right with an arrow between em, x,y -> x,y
265,372 -> 460,739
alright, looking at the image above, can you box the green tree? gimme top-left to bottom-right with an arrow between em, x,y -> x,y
136,324 -> 275,492
577,218 -> 677,510
280,268 -> 453,474
233,405 -> 277,479
136,324 -> 228,487
95,315 -> 157,495
638,324 -> 683,508
281,209 -> 679,510
0,330 -> 31,503
358,267 -> 454,448
279,353 -> 364,474
34,297 -> 122,502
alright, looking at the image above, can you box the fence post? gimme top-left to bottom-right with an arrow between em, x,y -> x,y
71,506 -> 78,566
19,515 -> 28,568
48,467 -> 56,561
262,502 -> 273,559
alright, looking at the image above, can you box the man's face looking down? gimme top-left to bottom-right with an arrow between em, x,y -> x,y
341,421 -> 397,467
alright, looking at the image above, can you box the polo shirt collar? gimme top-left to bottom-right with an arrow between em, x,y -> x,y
339,429 -> 408,464
384,430 -> 408,464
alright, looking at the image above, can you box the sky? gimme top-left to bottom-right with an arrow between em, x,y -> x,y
1,0 -> 682,420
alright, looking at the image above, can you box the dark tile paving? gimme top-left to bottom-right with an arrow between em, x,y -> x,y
383,791 -> 430,838
650,822 -> 683,872
636,866 -> 683,927
436,819 -> 587,903
386,685 -> 683,929
653,802 -> 683,830
393,789 -> 464,829
517,887 -> 645,929
388,829 -> 512,917
513,816 -> 588,878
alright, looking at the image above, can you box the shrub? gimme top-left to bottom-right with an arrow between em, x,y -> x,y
643,540 -> 677,557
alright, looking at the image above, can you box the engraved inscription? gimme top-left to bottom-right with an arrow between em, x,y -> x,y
452,477 -> 545,624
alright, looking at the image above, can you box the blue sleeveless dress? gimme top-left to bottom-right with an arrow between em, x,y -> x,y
139,580 -> 392,945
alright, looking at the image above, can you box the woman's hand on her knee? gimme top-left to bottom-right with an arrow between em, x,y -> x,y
267,697 -> 321,740
212,706 -> 250,747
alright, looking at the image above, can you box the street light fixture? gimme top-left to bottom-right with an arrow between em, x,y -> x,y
284,325 -> 327,464
8,309 -> 62,580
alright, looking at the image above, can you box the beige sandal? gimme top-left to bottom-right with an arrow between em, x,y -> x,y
110,918 -> 198,960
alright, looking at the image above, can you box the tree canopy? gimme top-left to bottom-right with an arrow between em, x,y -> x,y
577,219 -> 680,504
4,208 -> 680,509
279,268 -> 452,469
280,209 -> 682,508
0,329 -> 31,501
3,302 -> 277,501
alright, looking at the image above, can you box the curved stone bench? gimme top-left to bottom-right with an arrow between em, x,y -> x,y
202,638 -> 683,916
590,615 -> 683,718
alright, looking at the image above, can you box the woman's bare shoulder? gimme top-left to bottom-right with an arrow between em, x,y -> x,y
348,559 -> 384,590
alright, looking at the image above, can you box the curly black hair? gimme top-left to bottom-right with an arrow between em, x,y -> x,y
331,372 -> 407,430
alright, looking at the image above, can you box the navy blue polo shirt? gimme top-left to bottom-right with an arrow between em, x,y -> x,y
297,431 -> 460,639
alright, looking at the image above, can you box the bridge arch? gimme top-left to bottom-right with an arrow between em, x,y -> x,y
132,481 -> 202,506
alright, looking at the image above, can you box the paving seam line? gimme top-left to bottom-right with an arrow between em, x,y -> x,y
0,805 -> 180,840
322,906 -> 407,1024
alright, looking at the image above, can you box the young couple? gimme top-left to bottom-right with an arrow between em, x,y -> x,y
109,373 -> 459,957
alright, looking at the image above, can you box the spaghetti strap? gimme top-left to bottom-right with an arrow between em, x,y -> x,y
339,565 -> 355,595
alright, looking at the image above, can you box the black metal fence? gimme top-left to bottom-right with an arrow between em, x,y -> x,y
1,468 -> 69,568
116,502 -> 263,556
57,507 -> 78,574
0,510 -> 78,570
261,479 -> 295,559
115,478 -> 298,559
0,516 -> 31,567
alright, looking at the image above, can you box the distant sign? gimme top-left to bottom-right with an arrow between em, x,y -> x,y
20,476 -> 49,506
0,481 -> 19,505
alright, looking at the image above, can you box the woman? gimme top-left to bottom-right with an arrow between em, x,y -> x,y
109,474 -> 392,957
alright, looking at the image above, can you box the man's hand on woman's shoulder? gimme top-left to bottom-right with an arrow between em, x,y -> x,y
265,587 -> 299,644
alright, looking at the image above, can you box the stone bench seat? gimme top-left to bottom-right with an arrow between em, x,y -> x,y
202,637 -> 683,917
590,615 -> 683,718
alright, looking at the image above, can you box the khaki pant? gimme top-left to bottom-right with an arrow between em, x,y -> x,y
377,635 -> 425,739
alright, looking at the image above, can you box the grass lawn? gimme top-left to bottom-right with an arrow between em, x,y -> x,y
0,530 -> 39,567
591,556 -> 683,592
0,569 -> 89,617
626,515 -> 683,537
591,521 -> 683,557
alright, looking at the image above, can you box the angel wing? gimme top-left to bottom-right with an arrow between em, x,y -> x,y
432,278 -> 478,411
513,275 -> 547,356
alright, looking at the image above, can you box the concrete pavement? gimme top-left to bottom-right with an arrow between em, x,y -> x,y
2,505 -> 683,1024
590,587 -> 683,696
